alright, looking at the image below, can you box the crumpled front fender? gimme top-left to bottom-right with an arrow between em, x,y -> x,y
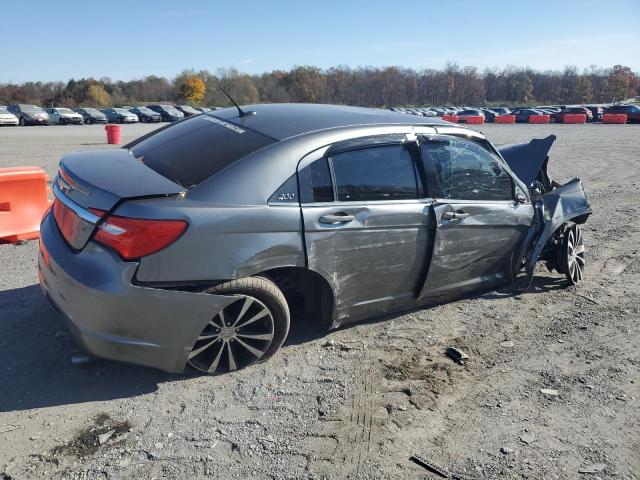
523,177 -> 591,286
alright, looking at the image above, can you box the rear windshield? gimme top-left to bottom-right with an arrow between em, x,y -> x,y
130,115 -> 276,188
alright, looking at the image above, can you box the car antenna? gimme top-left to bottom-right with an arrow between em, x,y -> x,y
219,85 -> 256,117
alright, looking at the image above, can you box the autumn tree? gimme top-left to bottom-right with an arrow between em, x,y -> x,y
178,75 -> 206,105
87,84 -> 111,107
1,64 -> 638,109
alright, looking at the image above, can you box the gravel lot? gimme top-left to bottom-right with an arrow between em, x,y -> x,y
1,122 -> 639,479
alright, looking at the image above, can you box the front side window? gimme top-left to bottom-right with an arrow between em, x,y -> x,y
330,145 -> 418,202
421,137 -> 513,201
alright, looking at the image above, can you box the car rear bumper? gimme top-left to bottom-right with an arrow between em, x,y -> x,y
0,119 -> 19,125
38,212 -> 235,373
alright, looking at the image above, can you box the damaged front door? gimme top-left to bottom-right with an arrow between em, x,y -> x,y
417,136 -> 534,299
299,142 -> 434,324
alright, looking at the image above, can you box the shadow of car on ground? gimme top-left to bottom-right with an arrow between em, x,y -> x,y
0,273 -> 565,413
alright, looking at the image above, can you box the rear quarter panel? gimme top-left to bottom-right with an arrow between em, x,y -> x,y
117,198 -> 305,283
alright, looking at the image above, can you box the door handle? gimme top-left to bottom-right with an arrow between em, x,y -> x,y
442,210 -> 470,221
319,212 -> 355,224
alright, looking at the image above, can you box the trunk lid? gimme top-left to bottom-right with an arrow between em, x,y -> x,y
58,149 -> 185,210
53,149 -> 185,250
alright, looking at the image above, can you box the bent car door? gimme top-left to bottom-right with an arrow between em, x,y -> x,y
299,139 -> 434,324
417,135 -> 534,299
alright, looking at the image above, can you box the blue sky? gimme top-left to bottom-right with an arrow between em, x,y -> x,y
1,0 -> 638,83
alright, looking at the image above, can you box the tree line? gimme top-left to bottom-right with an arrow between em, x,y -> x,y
0,64 -> 637,109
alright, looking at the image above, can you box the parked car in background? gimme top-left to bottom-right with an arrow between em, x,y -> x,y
480,108 -> 498,122
147,104 -> 185,122
75,107 -> 108,124
46,107 -> 84,125
0,106 -> 19,126
551,107 -> 593,123
7,104 -> 50,126
417,108 -> 437,117
176,105 -> 201,117
38,104 -> 591,375
456,109 -> 485,123
129,106 -> 162,123
489,107 -> 511,115
604,104 -> 640,123
101,108 -> 139,124
511,108 -> 545,123
584,106 -> 604,122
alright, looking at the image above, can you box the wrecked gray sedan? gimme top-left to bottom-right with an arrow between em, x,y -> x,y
38,104 -> 591,374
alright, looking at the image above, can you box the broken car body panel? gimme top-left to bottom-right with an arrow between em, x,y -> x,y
524,177 -> 591,286
498,135 -> 556,187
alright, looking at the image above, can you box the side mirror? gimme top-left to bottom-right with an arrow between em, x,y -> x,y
515,192 -> 528,203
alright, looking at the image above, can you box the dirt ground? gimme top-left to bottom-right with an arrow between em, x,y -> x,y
0,123 -> 638,480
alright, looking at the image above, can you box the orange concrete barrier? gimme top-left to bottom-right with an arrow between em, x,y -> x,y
0,167 -> 51,243
463,115 -> 484,124
442,115 -> 459,123
602,113 -> 627,124
563,114 -> 587,124
529,115 -> 550,124
495,115 -> 516,124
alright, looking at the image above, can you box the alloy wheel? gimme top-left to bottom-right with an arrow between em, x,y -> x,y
564,225 -> 585,285
187,295 -> 275,374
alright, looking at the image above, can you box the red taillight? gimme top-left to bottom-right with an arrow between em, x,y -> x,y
93,214 -> 187,261
52,199 -> 83,245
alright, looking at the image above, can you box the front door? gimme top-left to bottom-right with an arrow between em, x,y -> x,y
299,140 -> 434,324
417,135 -> 534,299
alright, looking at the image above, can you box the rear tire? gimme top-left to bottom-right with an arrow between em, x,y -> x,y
19,116 -> 25,126
187,277 -> 290,374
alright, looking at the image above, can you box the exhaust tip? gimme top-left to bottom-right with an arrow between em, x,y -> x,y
70,351 -> 93,366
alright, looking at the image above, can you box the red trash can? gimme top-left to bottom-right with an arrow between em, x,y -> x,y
105,124 -> 122,145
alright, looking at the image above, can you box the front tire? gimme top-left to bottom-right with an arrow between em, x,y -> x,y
187,276 -> 290,374
558,224 -> 585,285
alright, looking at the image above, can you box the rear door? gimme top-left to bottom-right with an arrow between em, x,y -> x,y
299,138 -> 434,324
417,135 -> 534,299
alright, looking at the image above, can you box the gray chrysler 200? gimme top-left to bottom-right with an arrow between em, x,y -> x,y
38,104 -> 591,374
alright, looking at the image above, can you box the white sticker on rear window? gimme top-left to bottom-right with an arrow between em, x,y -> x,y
199,116 -> 245,134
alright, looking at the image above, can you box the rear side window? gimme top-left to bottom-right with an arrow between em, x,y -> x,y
330,145 -> 418,202
131,115 -> 275,188
421,137 -> 513,201
309,158 -> 334,202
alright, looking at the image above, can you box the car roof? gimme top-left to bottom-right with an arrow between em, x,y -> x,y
207,103 -> 449,141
